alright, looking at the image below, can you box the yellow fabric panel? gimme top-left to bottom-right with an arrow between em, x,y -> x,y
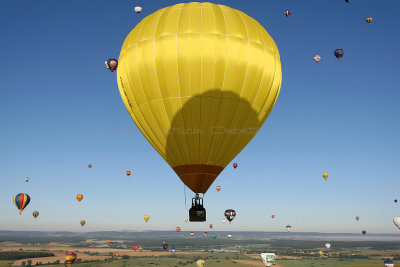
117,2 -> 282,172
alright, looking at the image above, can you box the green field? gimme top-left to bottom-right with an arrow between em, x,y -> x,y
0,261 -> 13,267
278,258 -> 383,267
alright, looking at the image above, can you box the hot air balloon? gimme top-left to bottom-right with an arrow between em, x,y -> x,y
314,55 -> 321,63
284,10 -> 292,17
334,49 -> 344,60
144,215 -> 150,222
318,251 -> 324,256
212,234 -> 217,239
362,230 -> 366,235
171,247 -> 176,255
356,216 -> 360,221
260,253 -> 276,267
209,224 -> 213,229
116,2 -> 282,222
13,193 -> 30,214
25,177 -> 29,182
224,209 -> 236,223
216,186 -> 221,192
227,234 -> 232,238
286,225 -> 292,232
76,194 -> 83,202
32,211 -> 39,219
395,199 -> 398,203
384,259 -> 394,267
176,226 -> 181,232
204,232 -> 208,237
271,215 -> 275,219
134,6 -> 142,14
162,241 -> 168,251
88,164 -> 92,168
322,172 -> 329,180
222,219 -> 227,224
138,246 -> 143,252
107,240 -> 111,244
132,245 -> 138,251
65,252 -> 77,266
345,0 -> 349,2
185,218 -> 188,223
105,59 -> 118,72
190,232 -> 194,236
365,17 -> 372,23
126,171 -> 131,176
80,220 -> 86,227
393,217 -> 400,229
233,163 -> 238,169
196,259 -> 205,266
325,243 -> 331,249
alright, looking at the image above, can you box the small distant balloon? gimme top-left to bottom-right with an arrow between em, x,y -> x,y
88,164 -> 92,168
76,194 -> 83,202
190,232 -> 194,236
105,59 -> 118,72
356,216 -> 360,221
318,250 -> 323,256
345,0 -> 349,2
233,163 -> 238,169
13,193 -> 30,215
162,241 -> 168,251
134,6 -> 142,14
322,172 -> 329,180
126,171 -> 131,176
227,234 -> 232,238
176,226 -> 181,232
395,199 -> 398,203
196,259 -> 205,266
260,253 -> 276,267
325,243 -> 331,249
185,218 -> 188,223
32,211 -> 39,219
204,232 -> 208,237
138,247 -> 143,252
209,224 -> 213,229
284,10 -> 292,17
132,245 -> 138,251
212,234 -> 217,239
314,55 -> 321,63
65,252 -> 77,266
80,220 -> 86,227
222,219 -> 227,224
365,17 -> 372,23
107,240 -> 111,244
271,215 -> 275,219
25,177 -> 29,183
286,225 -> 292,232
216,186 -> 221,192
361,230 -> 367,235
171,247 -> 176,255
144,215 -> 150,222
334,49 -> 344,60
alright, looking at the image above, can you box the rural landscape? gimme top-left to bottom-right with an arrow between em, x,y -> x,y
1,231 -> 400,266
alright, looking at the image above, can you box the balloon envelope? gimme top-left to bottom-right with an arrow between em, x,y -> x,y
132,245 -> 138,251
325,243 -> 331,249
76,194 -> 83,202
80,220 -> 85,227
393,217 -> 400,229
224,209 -> 236,223
334,49 -> 344,60
384,259 -> 394,267
260,253 -> 276,267
322,172 -> 328,180
286,225 -> 292,232
65,252 -> 77,266
117,2 -> 282,195
216,186 -> 221,192
134,6 -> 142,14
13,193 -> 30,214
196,259 -> 205,266
144,215 -> 150,222
32,211 -> 39,219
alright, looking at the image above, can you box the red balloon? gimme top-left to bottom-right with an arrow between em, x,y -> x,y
233,163 -> 238,169
132,245 -> 138,251
176,226 -> 181,232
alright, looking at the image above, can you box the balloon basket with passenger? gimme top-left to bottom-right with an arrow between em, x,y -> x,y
189,194 -> 206,222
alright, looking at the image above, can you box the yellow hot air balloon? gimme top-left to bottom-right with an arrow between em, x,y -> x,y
185,218 -> 188,223
144,215 -> 150,222
322,172 -> 329,180
196,259 -> 205,266
117,2 -> 282,220
80,220 -> 86,227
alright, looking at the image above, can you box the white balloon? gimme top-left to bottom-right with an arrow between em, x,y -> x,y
260,253 -> 276,267
222,219 -> 227,224
286,225 -> 292,232
227,234 -> 232,238
134,6 -> 142,14
393,217 -> 400,229
325,243 -> 331,249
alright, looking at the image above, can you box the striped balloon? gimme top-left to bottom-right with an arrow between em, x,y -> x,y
13,193 -> 30,215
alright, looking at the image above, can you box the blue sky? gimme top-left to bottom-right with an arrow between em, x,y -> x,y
1,0 -> 400,234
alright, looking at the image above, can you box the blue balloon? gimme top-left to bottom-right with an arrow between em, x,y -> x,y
334,49 -> 344,60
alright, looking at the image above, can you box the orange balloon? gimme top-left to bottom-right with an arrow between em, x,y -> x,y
107,240 -> 111,244
88,164 -> 92,168
76,194 -> 83,202
126,171 -> 131,176
65,252 -> 77,266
